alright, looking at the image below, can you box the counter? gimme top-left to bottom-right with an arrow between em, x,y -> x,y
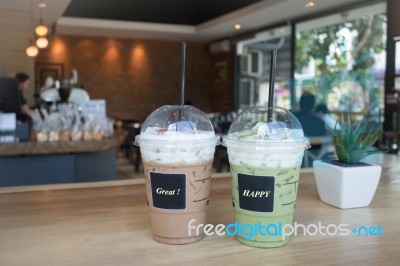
0,131 -> 126,186
0,167 -> 399,265
0,130 -> 125,156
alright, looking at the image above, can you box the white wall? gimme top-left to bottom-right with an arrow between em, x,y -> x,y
0,10 -> 35,105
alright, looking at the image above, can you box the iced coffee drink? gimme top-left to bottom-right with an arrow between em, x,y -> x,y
223,106 -> 310,248
136,105 -> 218,244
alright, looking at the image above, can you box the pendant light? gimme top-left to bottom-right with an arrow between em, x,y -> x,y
26,39 -> 39,57
35,1 -> 48,36
35,23 -> 48,36
36,36 -> 48,49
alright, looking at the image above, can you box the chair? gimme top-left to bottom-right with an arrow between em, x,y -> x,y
120,121 -> 142,173
209,111 -> 236,172
213,144 -> 230,173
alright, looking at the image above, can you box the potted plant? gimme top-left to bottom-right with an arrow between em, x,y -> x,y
313,115 -> 382,209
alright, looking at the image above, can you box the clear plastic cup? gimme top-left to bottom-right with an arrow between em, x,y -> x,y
135,105 -> 219,244
222,106 -> 310,248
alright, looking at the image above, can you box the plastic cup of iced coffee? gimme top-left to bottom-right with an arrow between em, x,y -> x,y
135,105 -> 219,244
222,106 -> 310,248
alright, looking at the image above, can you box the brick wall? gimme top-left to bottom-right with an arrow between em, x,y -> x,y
36,35 -> 216,121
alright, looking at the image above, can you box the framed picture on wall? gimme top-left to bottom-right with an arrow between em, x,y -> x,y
34,62 -> 64,94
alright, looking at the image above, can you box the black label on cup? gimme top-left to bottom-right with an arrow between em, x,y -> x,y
238,173 -> 275,212
150,172 -> 186,210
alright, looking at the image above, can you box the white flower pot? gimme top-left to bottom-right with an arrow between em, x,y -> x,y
313,160 -> 381,209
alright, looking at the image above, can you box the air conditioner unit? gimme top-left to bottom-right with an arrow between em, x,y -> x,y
209,39 -> 231,53
240,51 -> 262,77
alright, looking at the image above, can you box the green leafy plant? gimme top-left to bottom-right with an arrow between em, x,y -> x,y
328,114 -> 382,164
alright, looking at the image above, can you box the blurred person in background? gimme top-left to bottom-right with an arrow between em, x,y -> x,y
15,72 -> 33,121
292,92 -> 326,137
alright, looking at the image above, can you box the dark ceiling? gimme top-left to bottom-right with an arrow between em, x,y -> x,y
63,0 -> 263,25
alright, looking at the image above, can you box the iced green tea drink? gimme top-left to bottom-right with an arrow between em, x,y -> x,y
223,106 -> 309,248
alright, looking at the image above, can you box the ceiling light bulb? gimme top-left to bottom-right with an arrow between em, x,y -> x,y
235,24 -> 241,30
35,24 -> 48,36
305,1 -> 315,8
36,37 -> 48,49
38,2 -> 47,8
26,44 -> 39,57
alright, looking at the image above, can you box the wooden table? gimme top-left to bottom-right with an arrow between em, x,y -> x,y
0,167 -> 399,265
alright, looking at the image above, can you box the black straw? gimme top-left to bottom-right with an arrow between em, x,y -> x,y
267,49 -> 277,122
179,42 -> 186,107
177,42 -> 186,130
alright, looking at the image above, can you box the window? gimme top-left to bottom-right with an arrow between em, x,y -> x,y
295,2 -> 387,123
233,1 -> 387,124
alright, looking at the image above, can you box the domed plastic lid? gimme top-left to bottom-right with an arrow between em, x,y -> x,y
138,105 -> 215,139
224,106 -> 309,144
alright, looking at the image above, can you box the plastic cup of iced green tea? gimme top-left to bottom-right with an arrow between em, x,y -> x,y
222,106 -> 310,248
